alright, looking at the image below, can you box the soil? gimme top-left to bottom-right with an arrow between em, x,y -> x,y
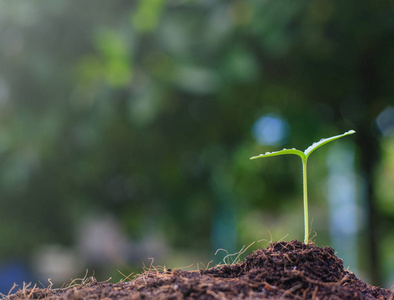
4,240 -> 393,299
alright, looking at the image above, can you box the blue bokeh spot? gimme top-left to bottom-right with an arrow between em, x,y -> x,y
252,114 -> 289,146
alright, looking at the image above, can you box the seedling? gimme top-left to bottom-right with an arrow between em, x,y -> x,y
250,130 -> 356,244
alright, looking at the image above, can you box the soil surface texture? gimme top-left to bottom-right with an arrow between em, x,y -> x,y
5,240 -> 393,299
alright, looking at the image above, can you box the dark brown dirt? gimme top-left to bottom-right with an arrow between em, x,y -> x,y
4,240 -> 393,299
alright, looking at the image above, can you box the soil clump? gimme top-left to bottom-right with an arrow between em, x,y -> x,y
5,240 -> 393,299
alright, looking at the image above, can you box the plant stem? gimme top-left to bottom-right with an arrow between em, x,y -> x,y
302,158 -> 309,244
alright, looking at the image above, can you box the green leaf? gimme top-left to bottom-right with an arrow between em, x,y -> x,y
304,130 -> 356,158
131,0 -> 165,33
250,148 -> 304,160
250,130 -> 356,161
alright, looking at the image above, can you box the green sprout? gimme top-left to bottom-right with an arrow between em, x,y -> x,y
250,130 -> 356,244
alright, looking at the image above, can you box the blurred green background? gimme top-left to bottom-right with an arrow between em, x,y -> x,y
0,0 -> 393,292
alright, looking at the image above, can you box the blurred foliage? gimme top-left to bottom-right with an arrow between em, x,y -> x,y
0,0 -> 393,286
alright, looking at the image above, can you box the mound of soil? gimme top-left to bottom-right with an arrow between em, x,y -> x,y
5,240 -> 393,299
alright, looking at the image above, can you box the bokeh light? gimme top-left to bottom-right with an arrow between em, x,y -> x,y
252,114 -> 289,146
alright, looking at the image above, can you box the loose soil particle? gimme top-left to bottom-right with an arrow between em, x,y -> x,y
4,240 -> 394,299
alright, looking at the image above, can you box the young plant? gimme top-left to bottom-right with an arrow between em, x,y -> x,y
250,130 -> 356,244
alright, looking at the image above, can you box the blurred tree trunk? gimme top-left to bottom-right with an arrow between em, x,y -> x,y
356,126 -> 381,285
356,46 -> 383,285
